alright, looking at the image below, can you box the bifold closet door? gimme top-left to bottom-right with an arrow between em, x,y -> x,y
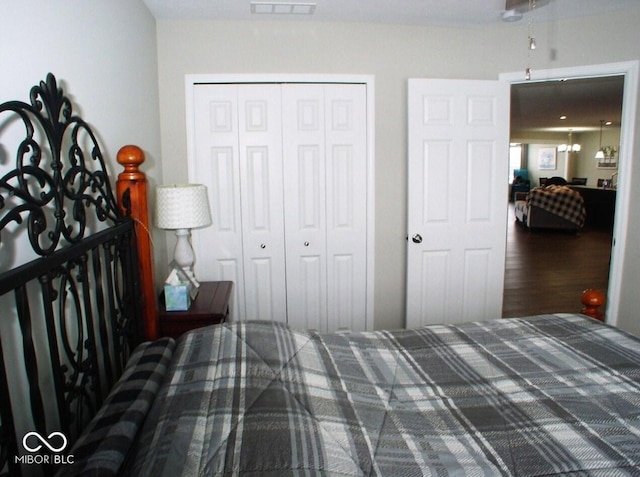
282,84 -> 368,332
192,82 -> 368,330
192,84 -> 287,322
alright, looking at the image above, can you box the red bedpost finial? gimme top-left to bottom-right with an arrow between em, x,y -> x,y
117,145 -> 146,179
116,145 -> 158,340
581,288 -> 606,322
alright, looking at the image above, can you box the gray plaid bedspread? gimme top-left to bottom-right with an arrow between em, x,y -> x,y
125,314 -> 640,476
528,185 -> 586,227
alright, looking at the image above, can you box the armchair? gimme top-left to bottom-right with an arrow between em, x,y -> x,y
511,168 -> 530,201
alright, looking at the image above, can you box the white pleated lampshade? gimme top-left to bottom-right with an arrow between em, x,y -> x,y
155,184 -> 212,230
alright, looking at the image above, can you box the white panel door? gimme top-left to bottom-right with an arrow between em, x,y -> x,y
192,84 -> 287,322
406,79 -> 509,327
282,84 -> 368,332
324,84 -> 368,332
282,85 -> 328,331
190,79 -> 372,331
237,85 -> 288,321
192,84 -> 246,316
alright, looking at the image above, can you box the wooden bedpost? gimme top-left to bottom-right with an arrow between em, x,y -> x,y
581,288 -> 606,322
117,145 -> 158,340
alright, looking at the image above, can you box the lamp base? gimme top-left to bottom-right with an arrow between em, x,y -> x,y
173,228 -> 200,288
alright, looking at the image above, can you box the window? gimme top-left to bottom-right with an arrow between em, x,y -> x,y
509,143 -> 523,182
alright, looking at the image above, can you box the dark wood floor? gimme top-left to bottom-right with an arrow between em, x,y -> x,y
502,204 -> 613,318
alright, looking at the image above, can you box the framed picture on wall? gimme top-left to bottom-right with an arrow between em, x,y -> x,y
538,148 -> 557,170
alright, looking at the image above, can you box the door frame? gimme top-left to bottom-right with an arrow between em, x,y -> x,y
500,61 -> 639,326
184,74 -> 376,330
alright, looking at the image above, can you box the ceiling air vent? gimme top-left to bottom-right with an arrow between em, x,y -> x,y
250,2 -> 316,15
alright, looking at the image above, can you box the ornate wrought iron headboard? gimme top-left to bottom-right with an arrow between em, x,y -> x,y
0,74 -> 143,476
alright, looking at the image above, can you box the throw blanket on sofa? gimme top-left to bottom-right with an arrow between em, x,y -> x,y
528,185 -> 586,227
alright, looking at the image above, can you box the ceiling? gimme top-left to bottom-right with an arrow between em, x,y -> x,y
511,76 -> 624,136
142,0 -> 630,136
142,0 -> 638,27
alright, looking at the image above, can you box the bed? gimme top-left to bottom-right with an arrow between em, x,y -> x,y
2,75 -> 640,477
514,185 -> 586,232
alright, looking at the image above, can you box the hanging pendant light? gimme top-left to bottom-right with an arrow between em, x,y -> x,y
568,130 -> 580,152
595,120 -> 605,160
558,130 -> 581,154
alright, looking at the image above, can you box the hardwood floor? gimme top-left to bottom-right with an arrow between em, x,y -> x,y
502,203 -> 613,318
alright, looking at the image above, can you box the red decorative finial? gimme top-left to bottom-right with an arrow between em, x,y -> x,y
117,145 -> 146,180
581,288 -> 606,322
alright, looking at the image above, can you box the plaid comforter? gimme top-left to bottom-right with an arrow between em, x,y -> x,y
527,185 -> 586,227
125,315 -> 640,476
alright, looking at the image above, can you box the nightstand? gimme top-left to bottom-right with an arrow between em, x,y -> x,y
159,281 -> 233,339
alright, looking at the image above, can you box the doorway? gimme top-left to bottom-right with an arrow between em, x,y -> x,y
500,61 -> 639,326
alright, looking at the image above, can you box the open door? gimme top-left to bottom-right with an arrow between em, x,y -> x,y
406,79 -> 510,328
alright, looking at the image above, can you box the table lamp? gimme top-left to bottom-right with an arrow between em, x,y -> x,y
155,184 -> 212,287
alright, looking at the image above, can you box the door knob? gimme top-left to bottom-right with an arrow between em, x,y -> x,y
412,234 -> 422,244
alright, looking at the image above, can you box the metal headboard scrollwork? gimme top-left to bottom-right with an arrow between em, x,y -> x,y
0,73 -> 122,255
0,74 -> 142,476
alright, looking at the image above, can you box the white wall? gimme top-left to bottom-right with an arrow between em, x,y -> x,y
2,0 -> 165,280
155,6 -> 640,333
574,128 -> 622,185
2,0 -> 161,176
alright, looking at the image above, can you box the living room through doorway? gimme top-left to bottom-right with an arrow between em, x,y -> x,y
502,69 -> 626,319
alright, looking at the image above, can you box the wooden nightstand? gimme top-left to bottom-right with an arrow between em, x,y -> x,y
159,281 -> 233,339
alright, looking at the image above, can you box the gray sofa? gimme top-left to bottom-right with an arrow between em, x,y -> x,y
514,191 -> 582,231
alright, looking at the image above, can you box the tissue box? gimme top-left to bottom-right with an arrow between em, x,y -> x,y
164,284 -> 192,311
